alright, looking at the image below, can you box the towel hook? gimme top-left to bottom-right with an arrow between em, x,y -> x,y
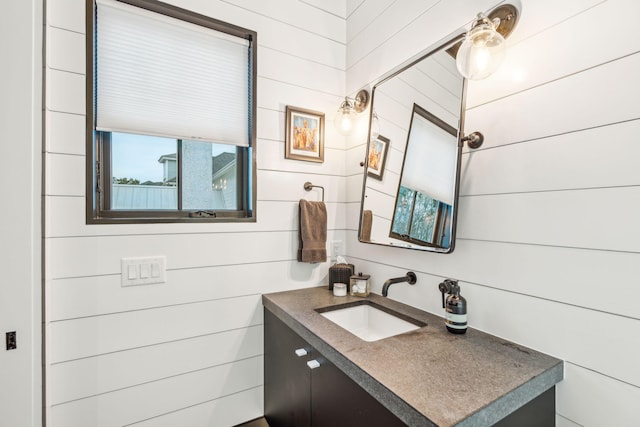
304,181 -> 325,202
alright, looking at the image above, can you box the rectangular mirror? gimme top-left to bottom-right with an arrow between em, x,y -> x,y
359,33 -> 466,253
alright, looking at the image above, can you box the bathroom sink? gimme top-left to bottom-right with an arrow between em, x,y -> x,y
317,302 -> 425,342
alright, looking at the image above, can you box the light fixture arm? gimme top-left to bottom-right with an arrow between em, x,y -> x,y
352,89 -> 369,113
486,3 -> 519,39
339,89 -> 370,113
472,12 -> 497,31
462,131 -> 484,149
338,97 -> 353,111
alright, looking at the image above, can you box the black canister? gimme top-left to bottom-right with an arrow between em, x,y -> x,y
329,263 -> 354,291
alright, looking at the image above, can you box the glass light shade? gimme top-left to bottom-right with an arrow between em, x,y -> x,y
334,100 -> 358,135
456,20 -> 506,80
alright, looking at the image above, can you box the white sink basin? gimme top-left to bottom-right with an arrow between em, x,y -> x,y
319,303 -> 424,342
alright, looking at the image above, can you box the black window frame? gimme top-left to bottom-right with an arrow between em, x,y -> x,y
86,0 -> 257,224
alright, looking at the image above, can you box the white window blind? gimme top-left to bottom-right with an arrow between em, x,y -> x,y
95,0 -> 251,147
401,113 -> 457,206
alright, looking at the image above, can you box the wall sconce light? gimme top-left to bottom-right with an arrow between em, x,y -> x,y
456,3 -> 520,80
334,89 -> 370,135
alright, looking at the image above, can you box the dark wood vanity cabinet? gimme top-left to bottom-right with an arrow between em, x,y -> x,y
264,309 -> 406,427
264,307 -> 555,427
264,309 -> 311,427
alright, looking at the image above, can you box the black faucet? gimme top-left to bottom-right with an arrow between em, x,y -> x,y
382,272 -> 417,297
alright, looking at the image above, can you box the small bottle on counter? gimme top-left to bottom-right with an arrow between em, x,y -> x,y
438,279 -> 467,334
349,272 -> 371,297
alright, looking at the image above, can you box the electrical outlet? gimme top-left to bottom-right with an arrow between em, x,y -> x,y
6,331 -> 16,350
331,240 -> 343,261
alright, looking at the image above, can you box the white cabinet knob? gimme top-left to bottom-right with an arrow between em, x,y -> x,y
295,348 -> 308,357
307,360 -> 320,369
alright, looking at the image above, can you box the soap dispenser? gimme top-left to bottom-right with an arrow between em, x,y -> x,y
438,279 -> 467,334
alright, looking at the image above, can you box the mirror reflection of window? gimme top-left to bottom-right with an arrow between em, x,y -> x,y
389,104 -> 457,248
410,191 -> 440,243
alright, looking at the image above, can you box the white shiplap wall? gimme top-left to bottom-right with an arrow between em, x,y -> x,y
44,0 -> 346,425
43,0 -> 640,425
346,0 -> 640,426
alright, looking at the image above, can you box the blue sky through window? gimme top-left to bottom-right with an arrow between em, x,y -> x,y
111,133 -> 235,183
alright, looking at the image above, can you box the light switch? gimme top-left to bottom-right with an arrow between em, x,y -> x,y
330,240 -> 343,261
127,264 -> 137,280
151,262 -> 161,278
140,263 -> 150,278
121,256 -> 166,286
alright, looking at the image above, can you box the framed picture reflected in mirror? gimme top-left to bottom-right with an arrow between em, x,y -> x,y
367,134 -> 390,180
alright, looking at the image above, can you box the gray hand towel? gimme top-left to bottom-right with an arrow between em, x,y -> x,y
297,199 -> 327,263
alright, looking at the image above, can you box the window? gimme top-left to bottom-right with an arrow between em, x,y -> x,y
87,0 -> 257,222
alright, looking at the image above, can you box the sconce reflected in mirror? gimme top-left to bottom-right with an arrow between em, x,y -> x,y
334,89 -> 370,135
369,110 -> 380,140
456,3 -> 520,80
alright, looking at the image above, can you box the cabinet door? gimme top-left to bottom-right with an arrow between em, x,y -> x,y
310,357 -> 406,427
264,310 -> 311,427
493,387 -> 555,427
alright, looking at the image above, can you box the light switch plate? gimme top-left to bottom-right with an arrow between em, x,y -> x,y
330,240 -> 343,261
121,256 -> 166,286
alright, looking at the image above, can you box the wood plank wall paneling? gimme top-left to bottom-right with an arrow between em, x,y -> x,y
464,51 -> 640,152
44,0 -> 347,426
49,356 -> 263,427
466,0 -> 627,108
43,0 -> 640,425
45,198 -> 346,237
132,386 -> 264,427
346,0 -> 440,69
301,0 -> 345,19
49,294 -> 263,363
47,111 -> 85,155
129,386 -> 263,427
48,260 -> 329,321
346,0 -> 640,426
49,325 -> 264,404
346,1 -> 483,95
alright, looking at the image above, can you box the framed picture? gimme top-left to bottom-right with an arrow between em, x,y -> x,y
367,134 -> 390,180
285,106 -> 325,163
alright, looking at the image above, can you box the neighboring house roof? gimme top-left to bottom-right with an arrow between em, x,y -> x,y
112,184 -> 177,209
158,153 -> 177,163
213,152 -> 235,173
157,152 -> 234,169
157,151 -> 236,181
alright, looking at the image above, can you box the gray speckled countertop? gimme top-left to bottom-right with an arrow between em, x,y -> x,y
262,287 -> 563,427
